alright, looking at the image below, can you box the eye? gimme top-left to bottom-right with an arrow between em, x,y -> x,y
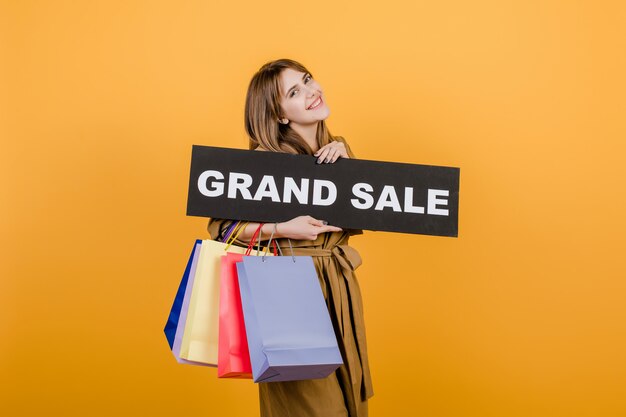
304,74 -> 312,83
290,89 -> 298,98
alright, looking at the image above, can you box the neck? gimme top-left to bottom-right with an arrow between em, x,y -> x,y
290,122 -> 319,153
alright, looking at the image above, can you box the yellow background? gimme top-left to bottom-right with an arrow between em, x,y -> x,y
2,1 -> 625,416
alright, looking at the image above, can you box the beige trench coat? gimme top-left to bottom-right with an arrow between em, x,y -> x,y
206,137 -> 373,417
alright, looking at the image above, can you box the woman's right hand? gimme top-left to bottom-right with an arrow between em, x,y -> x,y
276,215 -> 342,240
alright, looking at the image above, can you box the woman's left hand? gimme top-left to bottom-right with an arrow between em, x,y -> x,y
314,141 -> 349,164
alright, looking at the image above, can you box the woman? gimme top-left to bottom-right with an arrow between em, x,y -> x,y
207,59 -> 373,417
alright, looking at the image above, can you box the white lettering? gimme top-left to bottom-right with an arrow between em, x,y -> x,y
227,172 -> 253,200
312,180 -> 337,206
375,185 -> 402,212
197,170 -> 224,197
403,187 -> 425,214
253,175 -> 281,201
283,177 -> 309,204
351,183 -> 374,209
427,189 -> 449,216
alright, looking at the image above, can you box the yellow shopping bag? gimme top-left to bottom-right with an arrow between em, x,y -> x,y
178,223 -> 251,366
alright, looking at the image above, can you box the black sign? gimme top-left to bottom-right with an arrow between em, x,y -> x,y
187,145 -> 460,237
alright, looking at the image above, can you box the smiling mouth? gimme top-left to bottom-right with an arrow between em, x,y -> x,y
307,96 -> 322,110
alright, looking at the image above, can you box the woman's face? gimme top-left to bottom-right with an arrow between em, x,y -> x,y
278,68 -> 330,127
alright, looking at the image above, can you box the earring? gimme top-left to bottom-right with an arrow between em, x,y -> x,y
278,118 -> 289,124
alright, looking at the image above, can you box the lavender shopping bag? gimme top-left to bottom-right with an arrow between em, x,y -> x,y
236,254 -> 343,383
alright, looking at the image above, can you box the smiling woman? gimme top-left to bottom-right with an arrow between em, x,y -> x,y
278,68 -> 331,138
244,60 -> 335,157
207,59 -> 373,417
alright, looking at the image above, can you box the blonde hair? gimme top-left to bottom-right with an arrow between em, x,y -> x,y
244,59 -> 334,154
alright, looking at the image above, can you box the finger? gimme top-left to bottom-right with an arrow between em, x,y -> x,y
317,148 -> 331,164
317,142 -> 341,154
326,149 -> 340,163
317,148 -> 330,163
309,218 -> 326,227
313,144 -> 329,157
337,145 -> 349,158
323,148 -> 338,163
320,225 -> 343,233
331,150 -> 343,163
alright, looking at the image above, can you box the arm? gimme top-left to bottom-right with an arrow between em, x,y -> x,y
238,216 -> 342,242
208,215 -> 342,243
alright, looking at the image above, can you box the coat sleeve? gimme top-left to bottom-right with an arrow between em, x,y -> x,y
207,217 -> 234,241
207,217 -> 257,247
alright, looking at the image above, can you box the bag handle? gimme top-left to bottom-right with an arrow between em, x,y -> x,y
220,221 -> 239,242
243,223 -> 277,256
257,225 -> 279,256
224,222 -> 279,256
263,223 -> 295,263
224,221 -> 249,250
243,223 -> 263,255
218,222 -> 238,242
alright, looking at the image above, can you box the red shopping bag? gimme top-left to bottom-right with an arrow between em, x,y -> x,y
217,224 -> 276,379
218,251 -> 253,378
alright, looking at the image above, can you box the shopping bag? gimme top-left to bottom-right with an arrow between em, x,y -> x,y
178,236 -> 249,366
218,252 -> 253,378
237,250 -> 343,382
164,240 -> 200,349
218,224 -> 277,378
164,240 -> 213,366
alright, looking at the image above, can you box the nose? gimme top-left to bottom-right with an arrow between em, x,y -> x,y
304,84 -> 317,97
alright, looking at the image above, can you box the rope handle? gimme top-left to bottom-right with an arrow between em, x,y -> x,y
241,223 -> 278,256
258,225 -> 279,256
263,223 -> 295,263
244,223 -> 263,255
220,221 -> 238,242
224,221 -> 249,250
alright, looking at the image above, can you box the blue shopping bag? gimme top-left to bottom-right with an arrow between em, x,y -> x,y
164,240 -> 201,349
237,254 -> 343,383
164,240 -> 212,366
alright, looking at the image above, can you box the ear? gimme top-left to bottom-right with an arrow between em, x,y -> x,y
278,118 -> 289,124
